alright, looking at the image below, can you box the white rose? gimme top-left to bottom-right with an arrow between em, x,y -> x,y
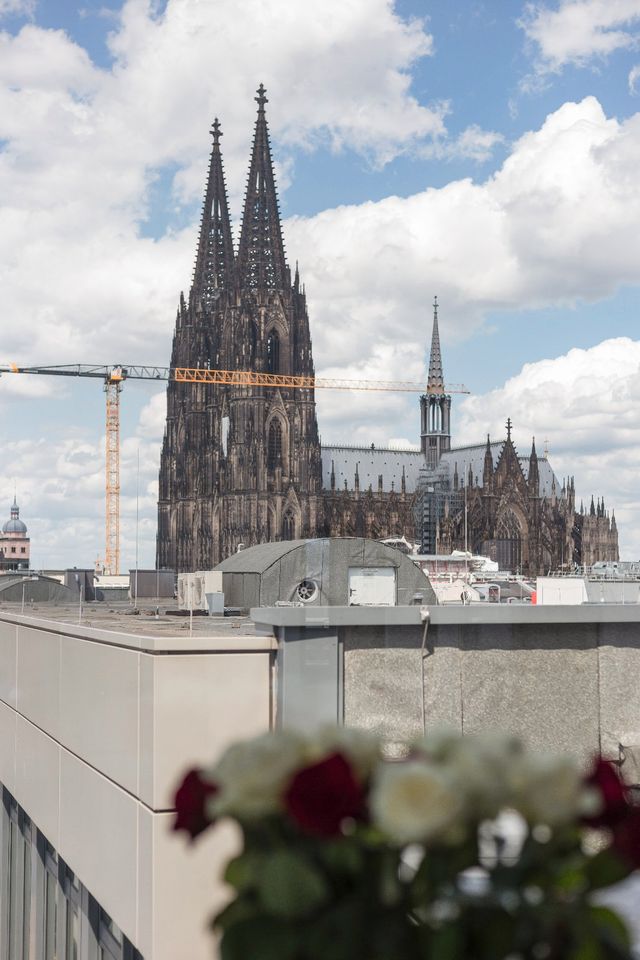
415,731 -> 523,819
209,730 -> 306,820
371,761 -> 464,844
445,733 -> 524,818
508,752 -> 582,826
314,725 -> 382,779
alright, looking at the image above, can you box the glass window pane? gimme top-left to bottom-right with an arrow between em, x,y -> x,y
22,831 -> 31,960
65,901 -> 78,960
44,871 -> 57,960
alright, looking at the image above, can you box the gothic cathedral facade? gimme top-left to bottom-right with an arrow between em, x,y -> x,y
157,89 -> 619,574
157,88 -> 323,572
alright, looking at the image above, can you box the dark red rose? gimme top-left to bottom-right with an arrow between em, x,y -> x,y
612,808 -> 640,868
284,751 -> 367,837
173,768 -> 218,840
582,758 -> 629,828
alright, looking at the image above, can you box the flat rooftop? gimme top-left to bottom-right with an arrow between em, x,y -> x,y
0,599 -> 268,650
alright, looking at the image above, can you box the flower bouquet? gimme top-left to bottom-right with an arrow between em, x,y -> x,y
174,728 -> 640,960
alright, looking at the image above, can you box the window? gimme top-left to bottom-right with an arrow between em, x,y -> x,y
20,549 -> 26,555
1,790 -> 144,960
267,421 -> 282,471
266,331 -> 280,374
282,511 -> 295,540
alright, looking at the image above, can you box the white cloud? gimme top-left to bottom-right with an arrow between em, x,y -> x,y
289,96 -> 640,403
2,4 -> 640,568
520,0 -> 640,77
420,123 -> 505,163
0,0 -> 444,369
0,421 -> 163,570
0,0 -> 34,17
630,62 -> 640,91
455,337 -> 640,558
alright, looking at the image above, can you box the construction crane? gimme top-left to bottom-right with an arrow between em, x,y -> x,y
0,362 -> 469,575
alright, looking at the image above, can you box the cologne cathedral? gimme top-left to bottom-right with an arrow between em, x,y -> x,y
156,88 -> 619,575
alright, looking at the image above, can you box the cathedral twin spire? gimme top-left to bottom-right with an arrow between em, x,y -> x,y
192,118 -> 234,308
190,84 -> 289,308
237,84 -> 288,291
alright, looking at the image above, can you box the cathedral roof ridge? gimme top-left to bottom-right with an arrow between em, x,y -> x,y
323,442 -> 421,454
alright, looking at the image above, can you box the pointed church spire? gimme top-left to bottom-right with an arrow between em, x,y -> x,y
528,437 -> 539,496
427,296 -> 445,392
237,84 -> 288,291
191,118 -> 234,310
483,434 -> 493,489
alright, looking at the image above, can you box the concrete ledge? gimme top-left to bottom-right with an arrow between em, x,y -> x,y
0,610 -> 276,652
427,604 -> 640,625
251,605 -> 424,627
252,603 -> 640,629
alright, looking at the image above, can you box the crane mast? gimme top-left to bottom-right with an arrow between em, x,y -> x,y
104,371 -> 123,575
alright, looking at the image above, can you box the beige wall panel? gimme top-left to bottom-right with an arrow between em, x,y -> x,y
59,635 -> 140,795
150,652 -> 272,809
136,805 -> 153,960
59,751 -> 138,946
15,715 -> 60,848
138,652 -> 155,805
0,620 -> 17,708
0,699 -> 17,795
16,625 -> 60,738
150,812 -> 239,960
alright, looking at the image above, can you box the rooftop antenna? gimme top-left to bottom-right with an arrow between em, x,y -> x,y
544,437 -> 549,458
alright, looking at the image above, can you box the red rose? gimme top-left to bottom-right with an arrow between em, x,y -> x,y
173,768 -> 219,840
582,758 -> 629,828
612,808 -> 640,868
284,751 -> 367,837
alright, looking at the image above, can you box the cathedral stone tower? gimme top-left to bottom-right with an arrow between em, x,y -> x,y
157,87 -> 322,572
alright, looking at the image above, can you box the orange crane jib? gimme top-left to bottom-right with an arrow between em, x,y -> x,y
0,363 -> 469,395
173,367 -> 469,394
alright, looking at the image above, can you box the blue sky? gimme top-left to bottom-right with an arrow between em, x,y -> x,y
1,0 -> 640,566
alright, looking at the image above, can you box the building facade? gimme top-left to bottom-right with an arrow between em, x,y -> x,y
157,91 -> 619,575
0,498 -> 30,571
157,89 -> 323,572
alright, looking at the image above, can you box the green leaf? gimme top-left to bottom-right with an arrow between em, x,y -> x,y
420,921 -> 465,960
258,850 -> 329,919
320,838 -> 364,876
588,905 -> 633,958
584,850 -> 631,891
568,938 -> 604,960
224,851 -> 264,892
213,895 -> 259,931
220,916 -> 298,960
306,898 -> 367,960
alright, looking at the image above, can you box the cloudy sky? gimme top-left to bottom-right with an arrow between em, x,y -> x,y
1,0 -> 640,569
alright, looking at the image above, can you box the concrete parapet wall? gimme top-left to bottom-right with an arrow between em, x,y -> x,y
0,612 -> 274,960
254,605 -> 640,773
